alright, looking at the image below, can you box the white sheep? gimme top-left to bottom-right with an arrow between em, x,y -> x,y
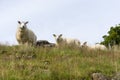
53,34 -> 81,47
89,44 -> 107,50
81,42 -> 107,50
16,21 -> 37,46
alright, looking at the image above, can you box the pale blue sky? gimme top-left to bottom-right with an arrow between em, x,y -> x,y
1,0 -> 120,45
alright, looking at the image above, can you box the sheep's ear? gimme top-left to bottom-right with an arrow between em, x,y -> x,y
25,21 -> 28,24
18,21 -> 21,24
83,42 -> 87,45
59,34 -> 62,37
53,34 -> 56,37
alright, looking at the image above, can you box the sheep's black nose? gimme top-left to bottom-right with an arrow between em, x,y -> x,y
23,26 -> 25,28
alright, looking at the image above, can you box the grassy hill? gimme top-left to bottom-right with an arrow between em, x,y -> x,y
0,45 -> 119,80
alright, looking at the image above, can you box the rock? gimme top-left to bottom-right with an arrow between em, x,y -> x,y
92,73 -> 109,80
112,72 -> 120,80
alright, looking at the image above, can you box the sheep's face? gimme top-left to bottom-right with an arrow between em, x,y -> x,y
53,34 -> 63,44
18,21 -> 28,31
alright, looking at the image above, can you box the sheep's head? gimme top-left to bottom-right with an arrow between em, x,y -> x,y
18,21 -> 28,31
53,34 -> 63,44
81,41 -> 87,47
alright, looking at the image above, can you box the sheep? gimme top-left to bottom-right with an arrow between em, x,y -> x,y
90,44 -> 107,50
16,21 -> 37,46
36,40 -> 56,47
53,34 -> 81,47
81,42 -> 107,50
81,41 -> 88,48
36,40 -> 50,46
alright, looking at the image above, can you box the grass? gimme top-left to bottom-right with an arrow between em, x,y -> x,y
0,44 -> 120,80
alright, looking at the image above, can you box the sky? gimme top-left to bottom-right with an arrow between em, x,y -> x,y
1,0 -> 120,45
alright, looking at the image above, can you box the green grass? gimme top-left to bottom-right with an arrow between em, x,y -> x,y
0,45 -> 119,80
